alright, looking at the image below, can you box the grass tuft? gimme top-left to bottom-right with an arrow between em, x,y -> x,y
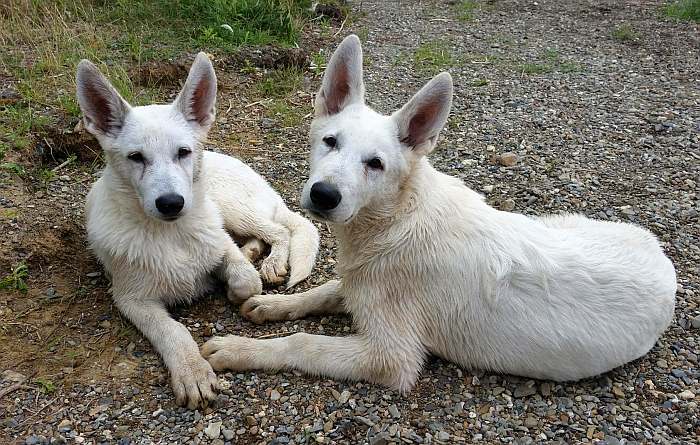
413,41 -> 454,74
0,261 -> 29,292
664,0 -> 700,22
612,24 -> 640,42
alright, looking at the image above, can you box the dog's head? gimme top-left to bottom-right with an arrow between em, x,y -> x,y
303,35 -> 453,224
76,53 -> 217,221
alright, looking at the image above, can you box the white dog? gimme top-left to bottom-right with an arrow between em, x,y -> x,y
201,35 -> 677,391
76,53 -> 319,408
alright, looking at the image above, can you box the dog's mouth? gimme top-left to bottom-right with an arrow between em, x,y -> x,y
304,208 -> 355,225
159,215 -> 181,222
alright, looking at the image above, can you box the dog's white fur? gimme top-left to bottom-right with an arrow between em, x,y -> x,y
202,35 -> 677,391
77,53 -> 319,408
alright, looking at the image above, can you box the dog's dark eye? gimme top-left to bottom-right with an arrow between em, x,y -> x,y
323,136 -> 337,148
127,152 -> 144,163
366,157 -> 384,170
178,147 -> 191,159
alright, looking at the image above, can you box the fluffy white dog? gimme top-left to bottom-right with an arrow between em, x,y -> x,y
77,53 -> 319,408
202,35 -> 676,392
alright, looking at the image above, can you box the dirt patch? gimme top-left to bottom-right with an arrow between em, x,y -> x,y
220,46 -> 309,70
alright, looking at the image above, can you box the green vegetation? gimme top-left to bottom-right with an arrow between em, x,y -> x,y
35,377 -> 56,394
1,162 -> 27,177
664,0 -> 700,21
413,41 -> 454,74
612,24 -> 640,42
0,0 -> 312,161
0,262 -> 29,293
257,67 -> 305,98
471,79 -> 489,87
518,48 -> 581,76
458,1 -> 480,21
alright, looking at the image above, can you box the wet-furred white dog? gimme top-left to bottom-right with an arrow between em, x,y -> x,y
202,35 -> 677,391
76,53 -> 319,408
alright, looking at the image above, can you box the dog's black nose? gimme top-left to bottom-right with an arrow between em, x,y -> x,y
155,193 -> 185,217
310,182 -> 341,211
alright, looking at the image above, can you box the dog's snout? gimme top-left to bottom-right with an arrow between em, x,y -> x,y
155,193 -> 185,218
310,182 -> 342,211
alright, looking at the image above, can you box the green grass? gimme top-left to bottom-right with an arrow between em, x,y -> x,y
413,41 -> 454,74
1,162 -> 27,177
458,0 -> 480,21
256,67 -> 305,98
35,377 -> 56,394
0,262 -> 29,293
518,48 -> 582,75
612,24 -> 640,42
267,100 -> 305,127
471,79 -> 489,87
0,0 -> 312,161
664,0 -> 700,21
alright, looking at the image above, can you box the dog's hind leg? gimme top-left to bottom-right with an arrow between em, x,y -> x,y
115,295 -> 219,409
226,216 -> 292,286
240,238 -> 266,262
241,279 -> 344,324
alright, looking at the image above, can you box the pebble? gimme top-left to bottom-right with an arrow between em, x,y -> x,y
498,152 -> 518,166
691,315 -> 700,329
204,421 -> 222,439
514,382 -> 537,398
388,404 -> 401,419
270,389 -> 281,400
678,390 -> 695,400
222,429 -> 235,440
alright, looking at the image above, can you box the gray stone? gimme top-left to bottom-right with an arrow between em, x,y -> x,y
204,421 -> 222,439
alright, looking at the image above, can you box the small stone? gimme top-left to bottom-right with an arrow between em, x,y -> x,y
2,370 -> 26,382
437,431 -> 450,441
691,315 -> 700,329
205,421 -> 222,439
388,404 -> 400,419
514,382 -> 537,398
215,322 -> 225,332
99,320 -> 111,329
245,416 -> 257,426
270,389 -> 281,400
482,185 -> 494,193
612,386 -> 625,398
57,419 -> 72,431
323,421 -> 333,432
524,415 -> 538,428
678,390 -> 695,400
669,423 -> 684,435
656,359 -> 668,368
500,199 -> 516,212
261,118 -> 276,129
53,435 -> 67,445
539,382 -> 551,397
86,271 -> 101,278
222,429 -> 235,441
336,389 -> 350,404
498,152 -> 518,167
369,433 -> 389,445
25,436 -> 40,445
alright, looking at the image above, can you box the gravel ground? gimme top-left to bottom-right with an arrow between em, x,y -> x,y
2,0 -> 699,444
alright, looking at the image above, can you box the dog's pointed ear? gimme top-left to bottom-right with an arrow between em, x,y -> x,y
174,52 -> 217,133
392,72 -> 453,157
76,60 -> 130,138
315,34 -> 365,117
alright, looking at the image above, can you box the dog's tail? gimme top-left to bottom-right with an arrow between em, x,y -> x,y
278,208 -> 320,289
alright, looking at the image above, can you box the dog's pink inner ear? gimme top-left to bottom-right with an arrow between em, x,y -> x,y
83,84 -> 113,133
189,77 -> 213,125
403,102 -> 439,147
326,68 -> 350,115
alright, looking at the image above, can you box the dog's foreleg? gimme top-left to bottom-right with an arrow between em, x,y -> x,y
202,323 -> 424,393
115,296 -> 219,409
240,238 -> 266,262
240,279 -> 344,324
218,237 -> 263,303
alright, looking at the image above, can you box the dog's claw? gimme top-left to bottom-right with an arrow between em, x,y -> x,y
170,356 -> 219,409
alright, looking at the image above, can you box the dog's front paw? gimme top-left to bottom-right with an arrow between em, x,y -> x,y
260,254 -> 288,285
201,335 -> 257,371
241,294 -> 302,324
226,261 -> 262,303
171,355 -> 220,410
